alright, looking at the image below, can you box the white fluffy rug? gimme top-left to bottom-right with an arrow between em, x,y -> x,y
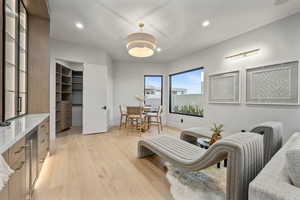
166,164 -> 226,200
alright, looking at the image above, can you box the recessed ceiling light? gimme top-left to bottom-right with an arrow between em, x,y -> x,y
202,20 -> 210,27
157,48 -> 161,52
75,22 -> 84,29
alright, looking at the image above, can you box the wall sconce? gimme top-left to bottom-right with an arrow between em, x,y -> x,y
225,48 -> 260,60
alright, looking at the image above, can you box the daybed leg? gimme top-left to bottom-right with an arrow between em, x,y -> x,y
138,143 -> 155,158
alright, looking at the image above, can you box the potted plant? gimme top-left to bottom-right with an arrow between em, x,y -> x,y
209,123 -> 224,145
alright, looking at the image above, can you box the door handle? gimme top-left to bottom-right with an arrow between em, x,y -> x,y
102,106 -> 107,110
18,97 -> 22,113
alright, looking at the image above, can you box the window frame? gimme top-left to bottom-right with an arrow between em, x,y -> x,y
169,67 -> 204,118
17,0 -> 29,118
144,75 -> 163,106
1,0 -> 29,121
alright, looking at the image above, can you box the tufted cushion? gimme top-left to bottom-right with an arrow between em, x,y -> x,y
286,134 -> 300,188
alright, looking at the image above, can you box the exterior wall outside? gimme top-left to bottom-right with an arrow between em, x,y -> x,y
145,98 -> 161,107
72,106 -> 82,126
172,94 -> 204,109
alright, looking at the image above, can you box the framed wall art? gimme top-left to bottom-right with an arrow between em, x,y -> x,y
208,70 -> 241,104
246,61 -> 299,105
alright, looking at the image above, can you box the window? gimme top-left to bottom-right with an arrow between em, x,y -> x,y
144,75 -> 163,108
169,68 -> 204,117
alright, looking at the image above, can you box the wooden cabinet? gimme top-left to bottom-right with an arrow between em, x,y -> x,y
0,184 -> 9,200
0,152 -> 9,200
8,138 -> 25,167
60,101 -> 72,131
0,118 -> 49,200
38,118 -> 49,172
8,162 -> 26,200
0,0 -> 49,195
5,138 -> 26,200
0,136 -> 26,200
27,12 -> 50,115
56,63 -> 72,133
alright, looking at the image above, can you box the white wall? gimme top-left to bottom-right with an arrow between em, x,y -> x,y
49,13 -> 300,145
72,106 -> 82,126
112,61 -> 168,125
106,55 -> 114,128
49,39 -> 113,151
167,13 -> 300,141
69,63 -> 83,127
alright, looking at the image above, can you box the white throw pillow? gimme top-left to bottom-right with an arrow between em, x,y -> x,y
286,135 -> 300,188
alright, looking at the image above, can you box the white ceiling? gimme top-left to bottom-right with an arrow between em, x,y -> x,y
49,0 -> 300,62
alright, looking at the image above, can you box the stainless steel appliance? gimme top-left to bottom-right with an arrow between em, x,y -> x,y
25,128 -> 38,199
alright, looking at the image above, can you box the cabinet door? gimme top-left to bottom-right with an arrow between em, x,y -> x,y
18,1 -> 27,115
60,102 -> 72,130
38,119 -> 49,173
8,161 -> 26,200
4,0 -> 18,120
0,185 -> 9,200
4,0 -> 28,120
0,153 -> 9,200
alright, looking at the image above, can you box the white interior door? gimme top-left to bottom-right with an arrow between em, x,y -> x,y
82,64 -> 108,134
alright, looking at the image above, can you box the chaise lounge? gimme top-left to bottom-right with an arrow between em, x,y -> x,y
180,121 -> 283,164
138,132 -> 264,200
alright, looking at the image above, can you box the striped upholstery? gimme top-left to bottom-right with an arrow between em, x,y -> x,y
251,121 -> 283,164
249,132 -> 300,200
180,121 -> 283,166
138,133 -> 264,200
140,136 -> 206,162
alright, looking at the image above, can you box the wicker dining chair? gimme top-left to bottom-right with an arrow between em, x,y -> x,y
146,105 -> 163,134
126,106 -> 146,136
119,105 -> 128,128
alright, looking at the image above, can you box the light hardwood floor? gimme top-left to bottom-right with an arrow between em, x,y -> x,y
33,126 -> 181,200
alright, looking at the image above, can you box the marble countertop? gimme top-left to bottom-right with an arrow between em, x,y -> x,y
0,114 -> 49,154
